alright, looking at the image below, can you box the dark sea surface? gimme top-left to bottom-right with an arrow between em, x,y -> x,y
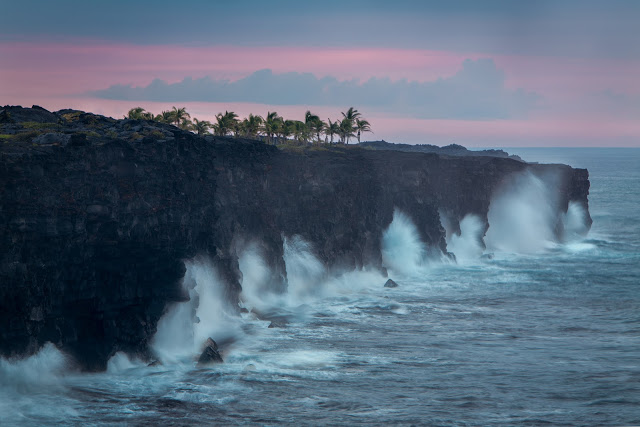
1,148 -> 639,426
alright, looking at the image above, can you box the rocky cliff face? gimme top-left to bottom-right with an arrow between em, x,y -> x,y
0,106 -> 591,370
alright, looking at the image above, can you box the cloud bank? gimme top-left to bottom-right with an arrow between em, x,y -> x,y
90,59 -> 539,120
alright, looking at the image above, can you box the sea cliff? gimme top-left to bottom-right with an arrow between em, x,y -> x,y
0,106 -> 591,370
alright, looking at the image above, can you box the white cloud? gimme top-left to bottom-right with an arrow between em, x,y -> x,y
90,58 -> 540,120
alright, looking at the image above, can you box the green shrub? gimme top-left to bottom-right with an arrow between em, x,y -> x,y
21,122 -> 58,130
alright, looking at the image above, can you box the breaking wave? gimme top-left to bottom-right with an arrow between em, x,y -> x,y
446,214 -> 486,263
485,171 -> 560,253
381,210 -> 429,276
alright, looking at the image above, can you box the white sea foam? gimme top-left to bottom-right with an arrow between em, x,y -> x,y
562,201 -> 590,242
152,259 -> 242,364
106,352 -> 144,373
485,171 -> 559,253
0,342 -> 70,387
240,236 -> 385,314
282,235 -> 327,303
381,209 -> 429,277
446,214 -> 486,263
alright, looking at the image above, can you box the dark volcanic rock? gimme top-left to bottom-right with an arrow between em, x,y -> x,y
0,106 -> 592,371
197,338 -> 223,366
384,279 -> 399,288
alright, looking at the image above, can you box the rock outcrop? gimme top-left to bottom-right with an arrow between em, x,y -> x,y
197,338 -> 223,366
0,106 -> 591,370
384,279 -> 399,288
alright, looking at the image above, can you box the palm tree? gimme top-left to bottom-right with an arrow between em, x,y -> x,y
180,118 -> 193,131
245,114 -> 264,139
293,120 -> 311,144
155,110 -> 175,124
263,111 -> 281,144
126,107 -> 153,120
192,118 -> 212,136
339,117 -> 355,144
233,119 -> 244,137
305,110 -> 324,144
171,107 -> 190,127
355,118 -> 372,143
305,110 -> 320,126
312,120 -> 326,145
341,107 -> 361,144
213,111 -> 239,136
281,119 -> 295,143
326,119 -> 340,145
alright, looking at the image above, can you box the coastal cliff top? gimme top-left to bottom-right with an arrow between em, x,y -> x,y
1,105 -> 521,161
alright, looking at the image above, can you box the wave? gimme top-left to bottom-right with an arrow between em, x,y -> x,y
381,210 -> 430,277
152,259 -> 243,364
147,172 -> 596,367
446,214 -> 486,264
442,171 -> 592,260
485,171 -> 560,253
0,342 -> 70,389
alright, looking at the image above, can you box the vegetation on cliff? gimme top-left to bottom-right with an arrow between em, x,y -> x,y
125,106 -> 372,145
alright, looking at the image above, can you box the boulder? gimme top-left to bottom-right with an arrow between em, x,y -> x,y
197,337 -> 223,366
384,279 -> 398,288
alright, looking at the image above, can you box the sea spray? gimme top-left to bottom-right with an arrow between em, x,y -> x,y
562,201 -> 590,242
240,235 -> 329,312
106,352 -> 144,373
485,171 -> 559,253
0,343 -> 70,388
282,235 -> 326,302
238,241 -> 276,313
152,259 -> 241,364
446,214 -> 486,263
381,209 -> 429,277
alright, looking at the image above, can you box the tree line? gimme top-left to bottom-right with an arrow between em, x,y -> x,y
125,106 -> 372,145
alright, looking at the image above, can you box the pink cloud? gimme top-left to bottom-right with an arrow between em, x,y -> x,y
2,40 -> 639,146
3,41 -> 637,99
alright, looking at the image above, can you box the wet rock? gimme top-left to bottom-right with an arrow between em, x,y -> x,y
197,338 -> 223,366
147,359 -> 162,367
267,320 -> 286,328
384,279 -> 399,288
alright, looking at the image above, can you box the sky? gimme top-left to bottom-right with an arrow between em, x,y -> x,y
1,0 -> 639,147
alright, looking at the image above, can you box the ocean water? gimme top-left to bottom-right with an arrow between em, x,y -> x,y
1,148 -> 639,426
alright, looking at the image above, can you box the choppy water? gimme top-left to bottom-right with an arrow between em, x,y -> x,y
1,148 -> 639,426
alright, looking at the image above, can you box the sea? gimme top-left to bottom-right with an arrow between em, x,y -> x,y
1,148 -> 638,426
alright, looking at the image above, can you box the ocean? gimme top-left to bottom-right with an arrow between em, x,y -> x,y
1,148 -> 639,426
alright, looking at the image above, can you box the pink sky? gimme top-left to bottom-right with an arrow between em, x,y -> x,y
2,41 -> 639,146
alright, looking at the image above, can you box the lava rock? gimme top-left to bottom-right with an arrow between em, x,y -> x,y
384,279 -> 399,288
33,132 -> 71,146
197,338 -> 223,366
384,279 -> 398,288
